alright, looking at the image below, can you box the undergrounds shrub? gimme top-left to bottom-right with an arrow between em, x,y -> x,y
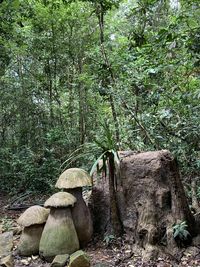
0,146 -> 60,194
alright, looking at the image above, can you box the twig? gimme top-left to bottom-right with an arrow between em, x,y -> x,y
10,192 -> 32,206
6,203 -> 44,210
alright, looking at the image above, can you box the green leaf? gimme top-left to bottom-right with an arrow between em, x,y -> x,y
183,229 -> 190,238
59,145 -> 85,170
112,150 -> 120,165
173,221 -> 190,241
102,155 -> 107,177
12,0 -> 20,9
173,229 -> 179,238
90,151 -> 107,176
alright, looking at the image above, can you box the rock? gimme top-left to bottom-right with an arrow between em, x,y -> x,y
0,231 -> 13,257
69,250 -> 90,267
51,254 -> 69,267
0,255 -> 14,267
192,234 -> 200,246
183,246 -> 200,257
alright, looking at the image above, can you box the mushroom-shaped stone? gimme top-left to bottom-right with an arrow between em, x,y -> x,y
39,192 -> 79,262
17,205 -> 49,256
55,168 -> 93,246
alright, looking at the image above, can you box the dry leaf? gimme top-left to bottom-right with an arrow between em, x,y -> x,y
32,255 -> 39,260
20,259 -> 29,265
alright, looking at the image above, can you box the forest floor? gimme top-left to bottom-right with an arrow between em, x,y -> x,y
0,192 -> 200,267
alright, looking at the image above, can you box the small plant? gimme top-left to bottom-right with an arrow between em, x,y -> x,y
173,221 -> 190,241
1,217 -> 13,232
103,234 -> 115,246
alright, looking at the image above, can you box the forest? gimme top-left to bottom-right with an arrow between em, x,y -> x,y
0,0 -> 200,266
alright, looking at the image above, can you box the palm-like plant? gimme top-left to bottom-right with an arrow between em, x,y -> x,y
60,121 -> 123,235
173,221 -> 190,240
90,122 -> 123,235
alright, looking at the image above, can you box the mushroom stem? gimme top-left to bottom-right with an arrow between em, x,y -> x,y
18,224 -> 45,256
67,188 -> 93,247
39,207 -> 79,262
68,187 -> 83,201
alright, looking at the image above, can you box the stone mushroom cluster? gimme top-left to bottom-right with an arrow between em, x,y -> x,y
17,168 -> 93,263
55,168 -> 93,247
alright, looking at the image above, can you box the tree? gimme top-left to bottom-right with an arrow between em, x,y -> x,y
0,0 -> 199,197
90,122 -> 123,235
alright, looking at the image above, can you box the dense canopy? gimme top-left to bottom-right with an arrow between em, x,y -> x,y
0,0 -> 199,194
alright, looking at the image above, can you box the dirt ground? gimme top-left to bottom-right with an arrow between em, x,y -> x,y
1,192 -> 200,267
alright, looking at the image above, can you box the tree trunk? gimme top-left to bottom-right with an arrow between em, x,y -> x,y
96,3 -> 120,145
78,59 -> 85,145
17,56 -> 29,147
107,152 -> 123,236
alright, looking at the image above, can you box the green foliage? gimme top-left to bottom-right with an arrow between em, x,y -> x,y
82,0 -> 120,11
90,121 -> 119,176
59,121 -> 119,176
1,217 -> 13,232
173,221 -> 190,241
0,146 -> 60,194
0,0 -> 199,194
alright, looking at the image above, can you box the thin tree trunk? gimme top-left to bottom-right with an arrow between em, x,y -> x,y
97,4 -> 120,145
78,59 -> 85,145
17,56 -> 28,147
107,152 -> 123,235
48,60 -> 54,127
51,22 -> 64,128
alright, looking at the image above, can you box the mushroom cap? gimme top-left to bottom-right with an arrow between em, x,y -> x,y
55,168 -> 92,190
17,205 -> 49,227
44,192 -> 76,208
